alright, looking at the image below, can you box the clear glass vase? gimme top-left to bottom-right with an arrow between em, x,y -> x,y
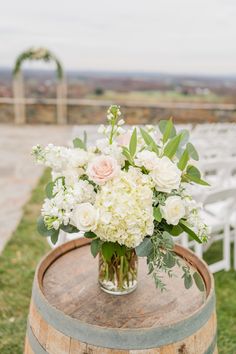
98,248 -> 138,295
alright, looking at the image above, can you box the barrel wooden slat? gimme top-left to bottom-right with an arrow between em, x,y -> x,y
25,238 -> 218,353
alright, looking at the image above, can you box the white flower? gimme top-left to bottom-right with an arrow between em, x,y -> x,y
160,196 -> 186,225
150,156 -> 181,193
135,151 -> 159,171
94,168 -> 154,248
70,203 -> 98,231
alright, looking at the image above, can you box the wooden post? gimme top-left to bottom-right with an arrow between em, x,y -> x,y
13,72 -> 26,124
57,77 -> 67,124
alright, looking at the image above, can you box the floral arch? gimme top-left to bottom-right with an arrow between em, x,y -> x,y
12,47 -> 67,124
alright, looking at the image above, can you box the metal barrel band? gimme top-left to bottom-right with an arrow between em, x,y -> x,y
32,278 -> 215,350
27,321 -> 217,354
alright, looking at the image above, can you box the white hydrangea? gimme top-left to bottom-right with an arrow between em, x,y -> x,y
94,168 -> 154,248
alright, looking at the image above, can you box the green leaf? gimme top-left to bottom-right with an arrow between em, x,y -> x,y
129,128 -> 137,157
162,231 -> 174,249
187,143 -> 199,161
153,206 -> 162,222
84,231 -> 97,239
178,129 -> 190,147
163,251 -> 176,268
73,137 -> 85,150
60,224 -> 79,233
184,273 -> 193,289
185,165 -> 210,186
122,147 -> 134,165
186,174 -> 210,186
179,220 -> 202,243
193,271 -> 205,292
51,231 -> 59,245
140,128 -> 159,153
45,182 -> 54,199
163,133 -> 182,159
37,216 -> 53,237
159,119 -> 176,138
162,118 -> 174,144
115,243 -> 126,256
102,242 -> 116,261
187,165 -> 201,178
178,149 -> 189,171
90,239 -> 101,258
169,224 -> 183,236
135,237 -> 153,257
83,131 -> 87,150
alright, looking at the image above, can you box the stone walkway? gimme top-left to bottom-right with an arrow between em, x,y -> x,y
0,124 -> 101,253
0,125 -> 71,253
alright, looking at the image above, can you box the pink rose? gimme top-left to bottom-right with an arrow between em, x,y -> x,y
87,155 -> 120,185
116,132 -> 131,147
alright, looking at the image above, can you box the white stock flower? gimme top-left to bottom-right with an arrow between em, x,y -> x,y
71,203 -> 98,231
94,168 -> 154,248
160,196 -> 186,225
150,156 -> 181,193
135,151 -> 159,171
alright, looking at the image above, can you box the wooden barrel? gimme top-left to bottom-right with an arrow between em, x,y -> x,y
25,238 -> 218,354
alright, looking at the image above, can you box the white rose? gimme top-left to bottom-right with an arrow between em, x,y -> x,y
160,196 -> 185,225
135,151 -> 159,171
70,203 -> 98,231
150,156 -> 181,193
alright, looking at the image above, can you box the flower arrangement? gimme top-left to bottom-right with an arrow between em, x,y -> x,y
33,105 -> 209,294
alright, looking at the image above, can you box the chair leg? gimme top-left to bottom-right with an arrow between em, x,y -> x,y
180,233 -> 189,249
234,229 -> 236,270
195,242 -> 203,258
224,224 -> 231,271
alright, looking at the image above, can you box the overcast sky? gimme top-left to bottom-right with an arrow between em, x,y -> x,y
0,0 -> 236,75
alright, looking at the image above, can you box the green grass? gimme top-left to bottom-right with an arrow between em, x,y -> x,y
0,169 -> 236,353
0,170 -> 50,353
87,89 -> 221,104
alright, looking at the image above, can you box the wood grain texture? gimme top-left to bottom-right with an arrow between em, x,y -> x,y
25,238 -> 218,353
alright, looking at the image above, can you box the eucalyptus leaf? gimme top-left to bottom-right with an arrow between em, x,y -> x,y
178,129 -> 190,146
163,251 -> 176,268
73,137 -> 85,150
187,142 -> 199,161
135,237 -> 153,257
187,165 -> 201,178
193,271 -> 205,292
60,224 -> 79,233
184,273 -> 193,289
37,216 -> 54,237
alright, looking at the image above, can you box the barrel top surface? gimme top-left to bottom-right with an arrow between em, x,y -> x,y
37,239 -> 211,330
